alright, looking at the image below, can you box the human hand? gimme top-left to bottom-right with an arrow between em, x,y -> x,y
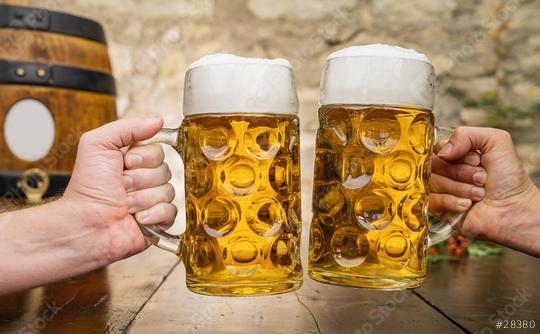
61,118 -> 176,264
433,126 -> 539,248
429,148 -> 487,217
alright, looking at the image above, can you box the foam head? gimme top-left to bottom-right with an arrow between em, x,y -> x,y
183,54 -> 299,116
320,44 -> 435,110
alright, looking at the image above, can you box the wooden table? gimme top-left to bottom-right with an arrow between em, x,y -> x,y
1,246 -> 539,334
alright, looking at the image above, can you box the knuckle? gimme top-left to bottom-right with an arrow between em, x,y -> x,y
157,144 -> 165,157
451,181 -> 461,195
453,126 -> 464,135
443,195 -> 456,208
160,162 -> 171,179
453,165 -> 468,180
451,126 -> 464,141
150,144 -> 165,160
429,193 -> 442,206
162,184 -> 175,202
139,170 -> 152,188
430,175 -> 441,190
155,203 -> 168,217
161,203 -> 177,219
494,129 -> 512,142
129,174 -> 140,190
131,192 -> 142,207
457,183 -> 470,196
165,202 -> 177,216
167,168 -> 172,181
79,132 -> 93,145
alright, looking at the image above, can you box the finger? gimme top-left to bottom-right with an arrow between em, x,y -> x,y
135,203 -> 178,231
456,151 -> 481,166
430,174 -> 486,201
428,193 -> 472,217
124,144 -> 165,169
432,156 -> 487,186
80,117 -> 163,150
123,163 -> 172,192
127,183 -> 175,214
437,126 -> 513,161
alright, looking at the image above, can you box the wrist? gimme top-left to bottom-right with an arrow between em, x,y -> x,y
0,198 -> 110,293
60,193 -> 141,264
493,184 -> 540,255
53,197 -> 112,268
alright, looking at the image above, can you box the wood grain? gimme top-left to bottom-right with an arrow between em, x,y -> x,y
0,22 -> 116,179
0,29 -> 112,73
416,248 -> 540,334
0,0 -> 29,5
128,265 -> 463,334
0,247 -> 179,334
0,85 -> 116,173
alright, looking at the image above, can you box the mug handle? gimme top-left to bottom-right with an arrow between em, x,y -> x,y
427,126 -> 469,247
134,128 -> 184,255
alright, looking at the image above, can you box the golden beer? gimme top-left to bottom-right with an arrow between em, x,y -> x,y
306,44 -> 463,290
180,113 -> 302,295
309,105 -> 434,289
138,54 -> 303,296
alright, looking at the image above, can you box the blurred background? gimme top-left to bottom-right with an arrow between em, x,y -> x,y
23,0 -> 540,233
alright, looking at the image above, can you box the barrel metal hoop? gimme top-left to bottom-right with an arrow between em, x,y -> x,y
0,4 -> 107,44
0,170 -> 71,200
0,60 -> 117,96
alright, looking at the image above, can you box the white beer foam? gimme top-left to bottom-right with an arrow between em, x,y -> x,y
189,53 -> 292,69
328,44 -> 431,63
183,53 -> 299,116
320,44 -> 435,110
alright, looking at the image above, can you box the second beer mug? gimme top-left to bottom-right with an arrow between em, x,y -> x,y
140,54 -> 303,296
308,45 -> 465,290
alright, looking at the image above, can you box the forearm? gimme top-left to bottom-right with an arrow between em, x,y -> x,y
496,186 -> 540,257
0,199 -> 108,295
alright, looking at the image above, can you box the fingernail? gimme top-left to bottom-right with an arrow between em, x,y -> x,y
457,198 -> 472,210
473,170 -> 487,185
137,210 -> 149,223
127,196 -> 135,210
127,154 -> 143,166
123,175 -> 133,189
464,154 -> 478,166
438,143 -> 453,156
471,187 -> 486,199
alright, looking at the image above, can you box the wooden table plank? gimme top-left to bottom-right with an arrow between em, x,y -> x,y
128,264 -> 463,334
417,248 -> 540,334
0,247 -> 179,334
126,265 -> 320,334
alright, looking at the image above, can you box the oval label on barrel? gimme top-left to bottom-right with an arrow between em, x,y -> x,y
4,99 -> 55,162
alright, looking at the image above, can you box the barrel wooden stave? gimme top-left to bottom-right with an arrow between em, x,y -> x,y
0,85 -> 116,173
0,4 -> 116,200
0,29 -> 112,73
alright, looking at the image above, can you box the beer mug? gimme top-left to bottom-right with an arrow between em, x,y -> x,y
139,54 -> 303,296
308,45 -> 465,290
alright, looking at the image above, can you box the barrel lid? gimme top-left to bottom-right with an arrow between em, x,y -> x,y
0,4 -> 107,44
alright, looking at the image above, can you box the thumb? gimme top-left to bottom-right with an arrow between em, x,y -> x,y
437,126 -> 511,161
82,117 -> 164,150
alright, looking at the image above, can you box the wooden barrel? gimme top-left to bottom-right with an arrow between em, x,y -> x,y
0,3 -> 117,201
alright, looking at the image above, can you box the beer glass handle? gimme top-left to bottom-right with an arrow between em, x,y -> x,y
427,126 -> 469,247
134,128 -> 183,255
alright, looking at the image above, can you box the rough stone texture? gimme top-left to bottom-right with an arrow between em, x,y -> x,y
460,107 -> 489,126
25,0 -> 540,225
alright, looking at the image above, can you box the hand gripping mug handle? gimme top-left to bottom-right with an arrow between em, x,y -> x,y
427,126 -> 468,247
134,128 -> 184,255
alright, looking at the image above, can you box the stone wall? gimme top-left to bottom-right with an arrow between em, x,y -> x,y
25,0 -> 540,228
